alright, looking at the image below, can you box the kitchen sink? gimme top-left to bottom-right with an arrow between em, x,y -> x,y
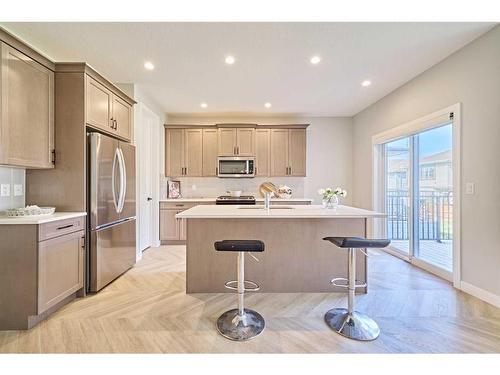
237,206 -> 295,210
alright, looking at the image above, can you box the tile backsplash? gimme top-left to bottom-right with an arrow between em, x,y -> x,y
160,175 -> 305,199
0,167 -> 25,211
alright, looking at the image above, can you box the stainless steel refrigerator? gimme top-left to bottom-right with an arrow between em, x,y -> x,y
88,132 -> 136,292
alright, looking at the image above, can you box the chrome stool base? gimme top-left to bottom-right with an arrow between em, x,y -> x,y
216,308 -> 265,341
324,308 -> 380,341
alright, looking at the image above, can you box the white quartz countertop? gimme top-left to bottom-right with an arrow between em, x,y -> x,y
176,204 -> 385,219
0,212 -> 86,225
161,197 -> 314,203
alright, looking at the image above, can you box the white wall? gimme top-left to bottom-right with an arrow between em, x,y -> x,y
165,115 -> 353,203
352,25 -> 500,300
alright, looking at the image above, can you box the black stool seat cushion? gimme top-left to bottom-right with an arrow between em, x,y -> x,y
214,240 -> 265,252
323,237 -> 390,249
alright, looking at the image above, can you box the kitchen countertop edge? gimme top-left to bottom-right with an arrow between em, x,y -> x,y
0,212 -> 87,225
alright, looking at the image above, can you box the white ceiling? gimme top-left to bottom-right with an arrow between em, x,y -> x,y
2,22 -> 495,116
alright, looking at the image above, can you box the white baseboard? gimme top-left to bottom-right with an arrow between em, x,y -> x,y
460,281 -> 500,308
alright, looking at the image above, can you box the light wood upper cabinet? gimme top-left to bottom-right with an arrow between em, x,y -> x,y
86,77 -> 112,132
270,129 -> 289,176
38,230 -> 84,314
217,127 -> 254,156
217,128 -> 237,156
270,128 -> 306,177
112,95 -> 132,141
165,128 -> 184,177
86,76 -> 133,142
236,128 -> 255,156
288,129 -> 307,176
0,42 -> 54,169
202,128 -> 218,176
165,128 -> 203,177
184,129 -> 203,176
255,129 -> 270,176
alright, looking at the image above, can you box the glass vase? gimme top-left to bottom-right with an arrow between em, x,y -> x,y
322,195 -> 339,209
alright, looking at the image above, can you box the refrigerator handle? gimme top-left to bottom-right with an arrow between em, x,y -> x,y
118,148 -> 127,213
111,148 -> 120,213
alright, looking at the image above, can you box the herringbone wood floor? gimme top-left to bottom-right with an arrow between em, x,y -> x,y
1,245 -> 499,353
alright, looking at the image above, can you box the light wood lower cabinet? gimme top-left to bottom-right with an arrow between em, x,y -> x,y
38,230 -> 84,314
0,42 -> 54,169
160,208 -> 180,241
0,215 -> 86,330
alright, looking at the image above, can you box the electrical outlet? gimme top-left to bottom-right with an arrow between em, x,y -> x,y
14,184 -> 23,196
465,182 -> 475,195
0,184 -> 10,197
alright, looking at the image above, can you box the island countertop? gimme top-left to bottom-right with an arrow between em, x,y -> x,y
176,204 -> 385,219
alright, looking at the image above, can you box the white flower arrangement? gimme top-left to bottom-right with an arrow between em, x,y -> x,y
318,187 -> 347,200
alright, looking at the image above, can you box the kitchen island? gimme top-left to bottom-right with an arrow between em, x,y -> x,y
177,205 -> 385,293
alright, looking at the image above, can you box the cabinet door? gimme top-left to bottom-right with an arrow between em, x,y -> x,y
217,128 -> 237,156
270,129 -> 289,176
86,76 -> 113,133
112,94 -> 132,141
0,42 -> 54,169
38,230 -> 85,314
165,129 -> 184,177
288,129 -> 307,176
160,209 -> 179,241
184,129 -> 203,176
202,128 -> 218,176
255,129 -> 270,176
236,128 -> 254,156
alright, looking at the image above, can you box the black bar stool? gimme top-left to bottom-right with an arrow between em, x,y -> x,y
214,240 -> 265,341
323,237 -> 390,341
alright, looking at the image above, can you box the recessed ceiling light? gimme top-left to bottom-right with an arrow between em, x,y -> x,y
225,55 -> 236,65
200,102 -> 208,108
144,61 -> 154,70
361,80 -> 372,87
310,56 -> 321,65
264,102 -> 272,108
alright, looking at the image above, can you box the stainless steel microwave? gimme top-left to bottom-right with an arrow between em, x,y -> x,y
217,156 -> 255,178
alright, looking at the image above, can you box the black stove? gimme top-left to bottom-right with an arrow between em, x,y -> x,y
216,195 -> 256,205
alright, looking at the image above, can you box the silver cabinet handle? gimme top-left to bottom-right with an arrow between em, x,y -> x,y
111,148 -> 120,212
110,118 -> 114,128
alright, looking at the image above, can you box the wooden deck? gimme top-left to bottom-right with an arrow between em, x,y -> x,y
391,240 -> 452,271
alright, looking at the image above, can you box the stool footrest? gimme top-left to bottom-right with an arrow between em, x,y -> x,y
224,280 -> 260,292
330,277 -> 367,289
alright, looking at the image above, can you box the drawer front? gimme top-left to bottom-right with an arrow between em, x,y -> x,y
39,216 -> 85,242
160,202 -> 210,210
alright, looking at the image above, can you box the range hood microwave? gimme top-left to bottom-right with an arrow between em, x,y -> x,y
217,156 -> 255,178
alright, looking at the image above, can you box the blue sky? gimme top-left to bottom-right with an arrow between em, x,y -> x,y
387,123 -> 452,157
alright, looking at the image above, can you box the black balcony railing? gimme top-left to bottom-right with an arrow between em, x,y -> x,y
386,190 -> 453,241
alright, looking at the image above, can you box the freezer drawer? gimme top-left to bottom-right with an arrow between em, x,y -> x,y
89,219 -> 136,292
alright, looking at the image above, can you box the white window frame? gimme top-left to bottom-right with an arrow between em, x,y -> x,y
372,103 -> 461,288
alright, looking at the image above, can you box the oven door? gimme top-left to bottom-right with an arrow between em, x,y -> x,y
217,157 -> 254,178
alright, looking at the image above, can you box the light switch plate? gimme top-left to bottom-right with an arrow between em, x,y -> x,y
14,184 -> 23,196
0,184 -> 10,197
465,182 -> 475,195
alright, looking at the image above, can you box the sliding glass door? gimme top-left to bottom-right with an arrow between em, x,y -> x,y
383,123 -> 453,277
